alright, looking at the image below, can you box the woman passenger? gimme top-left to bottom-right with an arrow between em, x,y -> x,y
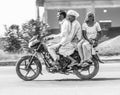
77,12 -> 102,66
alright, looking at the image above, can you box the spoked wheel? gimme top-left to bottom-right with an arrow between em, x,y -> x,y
16,56 -> 41,81
73,59 -> 99,80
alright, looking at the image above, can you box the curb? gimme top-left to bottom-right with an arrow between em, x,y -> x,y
101,59 -> 120,63
0,57 -> 120,66
0,61 -> 17,66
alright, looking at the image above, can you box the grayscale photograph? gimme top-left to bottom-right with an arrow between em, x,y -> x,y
0,0 -> 120,95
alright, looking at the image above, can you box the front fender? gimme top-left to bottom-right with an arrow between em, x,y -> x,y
31,56 -> 42,74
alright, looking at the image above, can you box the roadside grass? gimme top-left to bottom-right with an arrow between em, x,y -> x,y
98,35 -> 120,56
0,50 -> 26,61
0,50 -> 28,66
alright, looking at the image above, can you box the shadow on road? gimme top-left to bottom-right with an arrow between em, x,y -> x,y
20,78 -> 120,87
91,78 -> 120,81
35,77 -> 120,82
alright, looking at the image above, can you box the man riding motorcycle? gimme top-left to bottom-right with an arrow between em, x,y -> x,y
59,10 -> 82,67
47,10 -> 71,69
47,10 -> 82,70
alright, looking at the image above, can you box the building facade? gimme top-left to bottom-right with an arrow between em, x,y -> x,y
36,0 -> 120,28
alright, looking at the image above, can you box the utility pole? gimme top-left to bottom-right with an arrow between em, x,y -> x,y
86,0 -> 95,14
36,0 -> 44,21
91,0 -> 95,13
37,6 -> 40,21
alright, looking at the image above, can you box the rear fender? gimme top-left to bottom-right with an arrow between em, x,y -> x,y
92,54 -> 104,64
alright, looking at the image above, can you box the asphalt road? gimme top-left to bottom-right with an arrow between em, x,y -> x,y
0,62 -> 120,95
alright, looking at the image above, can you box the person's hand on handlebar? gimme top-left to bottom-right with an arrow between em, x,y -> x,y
56,44 -> 62,53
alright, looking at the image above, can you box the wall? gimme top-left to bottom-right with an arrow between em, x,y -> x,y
47,9 -> 86,28
96,8 -> 120,27
47,7 -> 120,28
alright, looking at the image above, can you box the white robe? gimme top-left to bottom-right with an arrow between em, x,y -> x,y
59,20 -> 82,56
47,19 -> 71,61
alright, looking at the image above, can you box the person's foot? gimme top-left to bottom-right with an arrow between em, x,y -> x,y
50,61 -> 61,71
59,70 -> 66,74
50,66 -> 57,72
77,60 -> 84,66
86,59 -> 92,63
52,61 -> 58,66
78,59 -> 91,67
81,62 -> 89,67
68,61 -> 78,68
55,64 -> 61,70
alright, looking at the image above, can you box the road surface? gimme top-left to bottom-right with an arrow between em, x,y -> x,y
0,62 -> 120,95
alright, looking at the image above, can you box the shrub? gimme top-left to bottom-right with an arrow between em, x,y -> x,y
3,19 -> 49,53
20,19 -> 49,53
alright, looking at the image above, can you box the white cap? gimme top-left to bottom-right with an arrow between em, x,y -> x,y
67,10 -> 79,18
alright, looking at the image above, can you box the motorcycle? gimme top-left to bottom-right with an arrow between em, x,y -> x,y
16,35 -> 103,81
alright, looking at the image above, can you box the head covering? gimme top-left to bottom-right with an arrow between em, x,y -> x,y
84,12 -> 96,22
67,10 -> 79,18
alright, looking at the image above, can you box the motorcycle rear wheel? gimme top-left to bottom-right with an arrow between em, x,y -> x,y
73,59 -> 99,80
16,56 -> 41,81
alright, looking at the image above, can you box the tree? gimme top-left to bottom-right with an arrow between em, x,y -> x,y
4,24 -> 22,53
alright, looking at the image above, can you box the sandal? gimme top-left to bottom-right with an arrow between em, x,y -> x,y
78,60 -> 90,67
68,61 -> 78,68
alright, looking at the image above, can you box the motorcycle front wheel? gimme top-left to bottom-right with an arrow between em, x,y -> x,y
16,55 -> 41,81
73,58 -> 99,80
